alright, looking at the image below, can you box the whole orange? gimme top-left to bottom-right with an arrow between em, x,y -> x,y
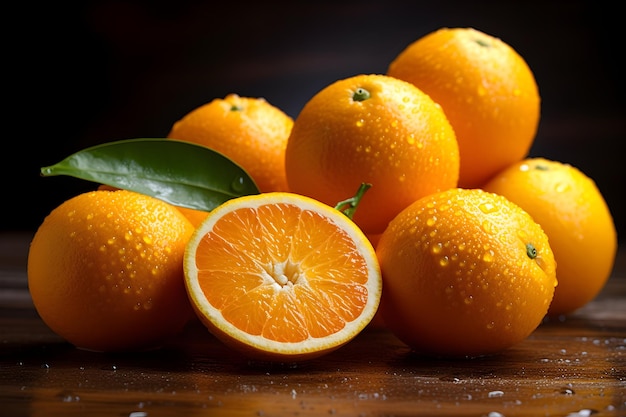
285,74 -> 459,235
387,27 -> 540,188
167,94 -> 294,193
27,189 -> 195,352
376,188 -> 557,358
482,157 -> 617,316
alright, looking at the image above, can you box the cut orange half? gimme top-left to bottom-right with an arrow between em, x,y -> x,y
183,192 -> 382,362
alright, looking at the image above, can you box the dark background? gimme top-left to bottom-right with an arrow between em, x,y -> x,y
6,1 -> 624,242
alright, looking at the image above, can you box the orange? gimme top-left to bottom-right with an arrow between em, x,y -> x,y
27,189 -> 195,352
167,94 -> 294,193
97,184 -> 208,228
376,188 -> 557,358
482,157 -> 617,316
183,192 -> 382,362
174,206 -> 209,228
387,27 -> 540,188
285,73 -> 459,235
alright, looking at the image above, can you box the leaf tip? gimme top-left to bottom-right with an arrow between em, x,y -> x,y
40,166 -> 53,177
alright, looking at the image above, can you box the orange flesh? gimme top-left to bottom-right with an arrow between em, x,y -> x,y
194,203 -> 370,343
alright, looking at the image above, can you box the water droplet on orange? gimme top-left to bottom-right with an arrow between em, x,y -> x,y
554,182 -> 570,193
432,242 -> 443,254
481,220 -> 494,234
479,202 -> 497,214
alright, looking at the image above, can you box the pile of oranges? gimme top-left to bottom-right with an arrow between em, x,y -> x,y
28,27 -> 617,360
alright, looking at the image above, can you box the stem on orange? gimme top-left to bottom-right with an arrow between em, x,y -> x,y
334,183 -> 372,220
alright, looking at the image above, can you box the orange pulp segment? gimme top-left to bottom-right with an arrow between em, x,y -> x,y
184,192 -> 382,361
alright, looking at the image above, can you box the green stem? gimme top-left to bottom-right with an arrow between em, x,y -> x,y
334,183 -> 372,220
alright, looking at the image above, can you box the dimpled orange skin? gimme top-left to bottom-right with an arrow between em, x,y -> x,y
482,158 -> 617,316
167,94 -> 294,193
285,74 -> 459,235
27,190 -> 195,352
98,184 -> 208,228
376,188 -> 557,358
388,27 -> 540,188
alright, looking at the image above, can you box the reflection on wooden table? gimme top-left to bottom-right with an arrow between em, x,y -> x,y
1,233 -> 624,416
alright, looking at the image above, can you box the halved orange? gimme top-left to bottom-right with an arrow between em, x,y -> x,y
183,192 -> 382,362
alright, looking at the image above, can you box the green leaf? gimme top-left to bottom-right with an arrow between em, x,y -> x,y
40,138 -> 260,212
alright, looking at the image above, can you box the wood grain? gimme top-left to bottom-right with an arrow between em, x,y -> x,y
1,233 -> 624,416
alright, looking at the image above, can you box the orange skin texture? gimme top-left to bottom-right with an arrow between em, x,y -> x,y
388,27 -> 540,188
285,74 -> 459,235
27,190 -> 195,352
482,158 -> 617,316
376,188 -> 557,358
97,184 -> 208,228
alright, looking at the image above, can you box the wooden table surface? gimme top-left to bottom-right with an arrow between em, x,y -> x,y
1,232 -> 624,417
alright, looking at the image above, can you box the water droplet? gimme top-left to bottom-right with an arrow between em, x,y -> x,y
431,242 -> 443,254
406,135 -> 416,145
481,220 -> 494,234
56,390 -> 80,402
488,390 -> 504,398
439,376 -> 462,382
426,216 -> 437,227
439,256 -> 449,267
479,202 -> 497,214
555,182 -> 570,193
483,250 -> 494,263
231,177 -> 247,192
564,409 -> 596,417
355,119 -> 364,127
